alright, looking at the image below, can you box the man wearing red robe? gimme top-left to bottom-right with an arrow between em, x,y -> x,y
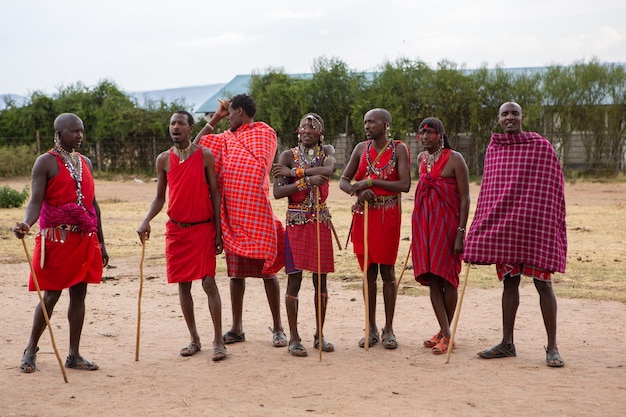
138,110 -> 226,361
13,113 -> 108,373
339,108 -> 411,350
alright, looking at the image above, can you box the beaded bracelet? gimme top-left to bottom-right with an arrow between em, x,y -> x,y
296,178 -> 308,191
296,167 -> 305,178
291,167 -> 297,177
305,176 -> 311,186
457,227 -> 466,233
367,178 -> 373,187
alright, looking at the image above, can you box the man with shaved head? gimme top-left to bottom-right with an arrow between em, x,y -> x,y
339,108 -> 411,350
13,113 -> 108,373
464,102 -> 567,367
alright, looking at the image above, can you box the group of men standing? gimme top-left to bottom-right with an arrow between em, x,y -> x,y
13,95 -> 567,373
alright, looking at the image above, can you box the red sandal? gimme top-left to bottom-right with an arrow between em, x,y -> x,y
424,331 -> 443,348
432,337 -> 456,355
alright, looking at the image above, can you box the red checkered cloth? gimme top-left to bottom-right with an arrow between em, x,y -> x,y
411,149 -> 462,288
165,149 -> 216,283
198,122 -> 284,274
284,222 -> 334,274
463,132 -> 567,273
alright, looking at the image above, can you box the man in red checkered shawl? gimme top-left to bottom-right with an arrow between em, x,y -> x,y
463,102 -> 567,367
271,113 -> 336,357
194,94 -> 286,348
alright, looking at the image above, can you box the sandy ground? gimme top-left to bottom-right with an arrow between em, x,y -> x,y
1,179 -> 626,417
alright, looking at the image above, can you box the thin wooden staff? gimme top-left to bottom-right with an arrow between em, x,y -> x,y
328,219 -> 342,251
396,244 -> 412,291
445,262 -> 471,364
315,187 -> 323,362
21,238 -> 68,383
135,237 -> 146,361
363,200 -> 370,351
344,216 -> 353,250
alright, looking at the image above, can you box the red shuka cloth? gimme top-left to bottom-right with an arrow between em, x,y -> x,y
30,151 -> 102,291
198,122 -> 284,275
463,132 -> 567,273
351,140 -> 405,268
165,149 -> 216,283
284,170 -> 334,274
411,149 -> 461,288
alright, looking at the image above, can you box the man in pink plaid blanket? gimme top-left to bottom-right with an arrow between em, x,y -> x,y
464,102 -> 567,367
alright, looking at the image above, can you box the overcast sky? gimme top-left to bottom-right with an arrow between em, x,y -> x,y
1,0 -> 624,96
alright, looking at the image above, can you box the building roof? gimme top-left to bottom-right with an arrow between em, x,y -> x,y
195,73 -> 315,114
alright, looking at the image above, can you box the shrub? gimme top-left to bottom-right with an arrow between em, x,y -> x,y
0,184 -> 29,208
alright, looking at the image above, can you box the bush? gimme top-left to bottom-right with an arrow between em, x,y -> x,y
0,144 -> 38,177
0,184 -> 29,208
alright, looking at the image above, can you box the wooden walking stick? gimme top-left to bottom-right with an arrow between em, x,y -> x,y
328,219 -> 342,251
21,238 -> 68,383
135,237 -> 146,361
315,187 -> 323,361
445,262 -> 471,364
396,244 -> 412,291
363,200 -> 370,351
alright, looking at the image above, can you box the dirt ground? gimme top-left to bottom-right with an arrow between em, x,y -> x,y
1,179 -> 625,417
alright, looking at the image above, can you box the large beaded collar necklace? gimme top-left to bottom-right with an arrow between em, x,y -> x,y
54,144 -> 85,207
425,142 -> 445,173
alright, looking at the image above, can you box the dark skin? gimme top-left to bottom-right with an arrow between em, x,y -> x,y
271,116 -> 336,355
481,101 -> 561,365
416,125 -> 470,343
339,109 -> 411,345
194,99 -> 284,343
137,113 -> 225,358
13,113 -> 108,372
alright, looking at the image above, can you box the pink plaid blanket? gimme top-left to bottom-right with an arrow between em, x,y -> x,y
199,122 -> 284,274
463,132 -> 567,273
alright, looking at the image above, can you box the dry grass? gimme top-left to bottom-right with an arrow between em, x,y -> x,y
1,177 -> 625,303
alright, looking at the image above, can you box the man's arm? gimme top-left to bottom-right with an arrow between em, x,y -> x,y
451,151 -> 470,255
13,154 -> 55,238
272,150 -> 297,200
194,99 -> 230,144
339,142 -> 365,196
137,152 -> 168,241
203,147 -> 223,255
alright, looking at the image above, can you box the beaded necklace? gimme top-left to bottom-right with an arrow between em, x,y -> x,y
54,144 -> 85,207
425,142 -> 445,173
293,144 -> 324,207
366,139 -> 395,178
173,141 -> 192,164
296,144 -> 323,167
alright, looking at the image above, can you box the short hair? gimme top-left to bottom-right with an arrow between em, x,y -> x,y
173,110 -> 194,126
230,94 -> 257,118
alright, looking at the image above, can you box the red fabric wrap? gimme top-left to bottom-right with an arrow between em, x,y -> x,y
351,140 -> 405,268
411,149 -> 461,288
30,151 -> 102,291
463,132 -> 567,273
165,149 -> 216,282
285,221 -> 334,274
198,122 -> 284,275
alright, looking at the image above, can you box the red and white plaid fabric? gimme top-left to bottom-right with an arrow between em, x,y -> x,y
198,122 -> 284,274
463,132 -> 567,273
